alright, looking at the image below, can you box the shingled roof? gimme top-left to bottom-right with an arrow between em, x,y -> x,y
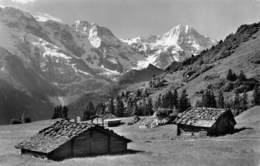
15,120 -> 131,154
174,107 -> 232,128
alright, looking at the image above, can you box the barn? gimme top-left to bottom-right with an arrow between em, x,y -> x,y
15,120 -> 131,160
175,107 -> 236,136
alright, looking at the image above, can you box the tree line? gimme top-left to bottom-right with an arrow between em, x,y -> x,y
196,84 -> 259,115
51,87 -> 192,121
51,69 -> 260,120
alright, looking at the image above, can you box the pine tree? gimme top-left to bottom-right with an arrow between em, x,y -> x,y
202,90 -> 208,107
238,70 -> 246,81
179,89 -> 191,112
108,98 -> 115,114
252,85 -> 260,106
115,97 -> 124,117
132,102 -> 139,116
83,102 -> 95,120
62,106 -> 69,120
217,91 -> 225,108
52,106 -> 62,119
202,90 -> 216,108
202,90 -> 210,107
141,97 -> 147,115
143,89 -> 149,97
96,103 -> 105,115
162,92 -> 169,108
226,69 -> 237,81
241,91 -> 248,111
126,99 -> 134,116
209,91 -> 217,108
87,102 -> 95,115
52,105 -> 69,120
173,89 -> 178,109
147,97 -> 153,115
226,69 -> 233,81
167,91 -> 175,109
121,92 -> 125,98
155,94 -> 162,109
136,89 -> 142,97
233,92 -> 240,115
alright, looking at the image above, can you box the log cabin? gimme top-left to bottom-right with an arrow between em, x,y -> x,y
174,107 -> 236,136
15,120 -> 131,160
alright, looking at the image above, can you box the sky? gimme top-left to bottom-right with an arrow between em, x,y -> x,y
0,0 -> 260,40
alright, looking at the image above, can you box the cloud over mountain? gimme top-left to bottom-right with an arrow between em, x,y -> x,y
10,0 -> 35,4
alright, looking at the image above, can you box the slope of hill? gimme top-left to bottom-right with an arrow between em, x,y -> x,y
154,22 -> 260,104
235,106 -> 260,128
116,21 -> 260,113
118,64 -> 163,85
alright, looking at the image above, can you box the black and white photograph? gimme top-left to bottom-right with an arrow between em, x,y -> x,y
0,0 -> 259,165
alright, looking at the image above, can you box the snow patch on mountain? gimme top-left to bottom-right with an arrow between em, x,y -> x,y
100,65 -> 120,76
34,13 -> 63,23
88,25 -> 102,48
31,38 -> 71,60
72,64 -> 92,76
135,54 -> 158,70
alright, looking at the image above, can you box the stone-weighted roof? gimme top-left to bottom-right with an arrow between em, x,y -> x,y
174,107 -> 232,128
15,119 -> 131,153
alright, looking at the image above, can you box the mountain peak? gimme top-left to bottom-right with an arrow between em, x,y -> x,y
165,24 -> 194,39
123,24 -> 216,68
175,24 -> 191,32
72,20 -> 121,48
74,20 -> 96,27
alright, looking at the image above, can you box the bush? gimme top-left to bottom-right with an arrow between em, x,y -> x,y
234,85 -> 251,93
195,100 -> 203,107
24,117 -> 31,123
223,82 -> 234,92
155,109 -> 172,119
10,119 -> 22,124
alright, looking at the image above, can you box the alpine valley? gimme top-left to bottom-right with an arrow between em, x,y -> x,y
0,7 -> 217,124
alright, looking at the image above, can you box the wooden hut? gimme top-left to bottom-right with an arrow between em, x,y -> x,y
15,120 -> 131,160
107,119 -> 121,127
90,115 -> 104,126
174,107 -> 236,136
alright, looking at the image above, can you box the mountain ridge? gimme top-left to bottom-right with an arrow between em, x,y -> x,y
0,6 -> 216,124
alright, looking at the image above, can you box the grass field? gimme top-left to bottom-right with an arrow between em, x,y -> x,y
0,107 -> 259,166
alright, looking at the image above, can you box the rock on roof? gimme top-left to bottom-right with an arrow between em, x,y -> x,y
15,120 -> 131,154
174,107 -> 230,128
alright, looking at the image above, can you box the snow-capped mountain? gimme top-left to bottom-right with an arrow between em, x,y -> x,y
71,20 -> 145,73
0,7 -> 216,124
122,24 -> 216,68
0,7 -> 139,123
